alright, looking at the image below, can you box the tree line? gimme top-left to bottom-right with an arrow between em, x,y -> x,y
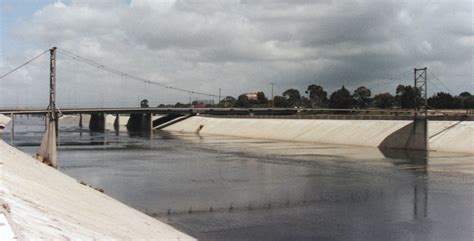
156,84 -> 473,109
217,85 -> 474,109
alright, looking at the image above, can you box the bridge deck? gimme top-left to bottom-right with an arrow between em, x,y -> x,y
0,107 -> 416,115
1,107 -> 471,121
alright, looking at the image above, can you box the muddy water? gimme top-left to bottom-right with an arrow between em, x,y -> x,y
2,116 -> 474,241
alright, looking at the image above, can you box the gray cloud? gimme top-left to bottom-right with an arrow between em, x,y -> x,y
1,0 -> 472,107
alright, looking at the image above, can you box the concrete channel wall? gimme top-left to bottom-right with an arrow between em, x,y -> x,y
0,140 -> 195,240
163,116 -> 474,154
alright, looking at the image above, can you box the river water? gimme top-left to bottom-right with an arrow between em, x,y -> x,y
2,116 -> 474,241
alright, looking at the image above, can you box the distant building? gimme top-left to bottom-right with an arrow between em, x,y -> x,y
192,99 -> 214,108
243,92 -> 259,100
140,99 -> 149,108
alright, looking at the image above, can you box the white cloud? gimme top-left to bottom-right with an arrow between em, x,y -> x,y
1,0 -> 472,107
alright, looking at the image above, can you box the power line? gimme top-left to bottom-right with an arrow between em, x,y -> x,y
56,48 -> 220,98
0,50 -> 49,80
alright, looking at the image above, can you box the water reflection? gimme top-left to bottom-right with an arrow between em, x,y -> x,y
379,148 -> 430,220
3,116 -> 474,241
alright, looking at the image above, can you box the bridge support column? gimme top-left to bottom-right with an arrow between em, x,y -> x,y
114,114 -> 120,130
89,113 -> 105,132
10,113 -> 15,141
79,114 -> 83,128
126,113 -> 152,131
37,115 -> 57,167
378,117 -> 428,151
410,117 -> 428,151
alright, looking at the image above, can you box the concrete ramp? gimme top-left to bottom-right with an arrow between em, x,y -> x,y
153,114 -> 194,130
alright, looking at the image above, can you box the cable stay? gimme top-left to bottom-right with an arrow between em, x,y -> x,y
0,50 -> 49,80
427,69 -> 454,95
56,48 -> 220,98
1,47 -> 458,101
366,69 -> 413,91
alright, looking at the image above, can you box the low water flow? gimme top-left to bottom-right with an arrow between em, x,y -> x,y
2,116 -> 474,240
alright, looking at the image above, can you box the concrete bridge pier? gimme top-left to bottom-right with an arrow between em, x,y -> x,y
113,114 -> 120,130
379,117 -> 428,151
113,114 -> 120,136
410,117 -> 428,151
10,113 -> 15,141
37,114 -> 57,167
89,113 -> 106,132
126,113 -> 152,131
79,114 -> 83,128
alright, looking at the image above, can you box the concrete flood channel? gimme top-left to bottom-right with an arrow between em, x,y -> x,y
2,116 -> 474,240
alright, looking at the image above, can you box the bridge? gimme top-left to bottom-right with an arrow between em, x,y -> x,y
0,107 -> 300,115
0,47 -> 465,168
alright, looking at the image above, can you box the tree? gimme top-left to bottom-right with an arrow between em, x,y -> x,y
273,96 -> 290,107
305,84 -> 327,107
220,96 -> 236,107
427,92 -> 462,109
329,86 -> 353,108
174,102 -> 190,108
353,86 -> 372,108
373,92 -> 394,109
463,96 -> 474,109
459,92 -> 474,109
300,96 -> 312,108
236,94 -> 250,108
395,85 -> 421,109
282,88 -> 301,107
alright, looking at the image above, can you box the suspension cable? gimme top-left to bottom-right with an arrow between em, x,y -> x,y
0,49 -> 49,80
428,69 -> 454,95
366,69 -> 413,91
56,48 -> 220,98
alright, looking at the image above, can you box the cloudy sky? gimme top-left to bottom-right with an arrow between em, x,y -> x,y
0,0 -> 473,107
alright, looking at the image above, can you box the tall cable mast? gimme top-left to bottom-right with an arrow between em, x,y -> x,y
414,67 -> 428,118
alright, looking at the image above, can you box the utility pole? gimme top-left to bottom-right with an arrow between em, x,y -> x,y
270,83 -> 275,108
414,67 -> 428,118
218,88 -> 221,108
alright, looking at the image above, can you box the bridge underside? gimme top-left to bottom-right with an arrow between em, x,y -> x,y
87,113 -> 191,132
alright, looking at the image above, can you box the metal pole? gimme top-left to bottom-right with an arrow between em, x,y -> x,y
414,67 -> 428,118
424,67 -> 428,117
49,47 -> 58,137
414,68 -> 417,117
49,47 -> 57,114
270,83 -> 275,108
218,88 -> 221,108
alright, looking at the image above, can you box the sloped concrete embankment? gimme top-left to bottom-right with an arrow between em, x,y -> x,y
163,116 -> 474,154
0,114 -> 11,129
0,140 -> 195,240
